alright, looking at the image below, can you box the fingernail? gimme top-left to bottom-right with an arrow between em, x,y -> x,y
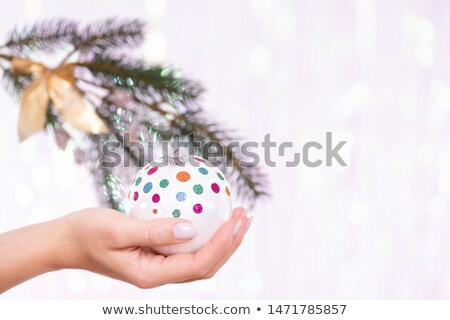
232,219 -> 242,237
173,223 -> 197,240
244,217 -> 253,234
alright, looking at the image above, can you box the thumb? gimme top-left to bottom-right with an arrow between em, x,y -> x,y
124,218 -> 197,247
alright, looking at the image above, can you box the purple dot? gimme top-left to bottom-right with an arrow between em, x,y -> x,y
133,192 -> 139,201
193,203 -> 203,214
147,166 -> 158,175
211,183 -> 220,193
152,194 -> 160,203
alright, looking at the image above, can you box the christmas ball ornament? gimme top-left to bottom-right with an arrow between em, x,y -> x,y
126,155 -> 232,255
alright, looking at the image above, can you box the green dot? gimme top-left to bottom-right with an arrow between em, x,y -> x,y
159,179 -> 169,188
193,184 -> 203,195
135,177 -> 142,186
217,172 -> 224,180
172,209 -> 181,218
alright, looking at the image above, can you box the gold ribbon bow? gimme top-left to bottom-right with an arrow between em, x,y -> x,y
12,57 -> 109,141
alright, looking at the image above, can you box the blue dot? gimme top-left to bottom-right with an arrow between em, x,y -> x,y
176,192 -> 187,202
198,167 -> 208,175
143,182 -> 153,193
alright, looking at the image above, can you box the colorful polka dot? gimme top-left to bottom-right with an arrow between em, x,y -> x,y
172,209 -> 181,218
217,172 -> 224,180
159,179 -> 169,188
176,171 -> 191,182
143,182 -> 153,193
153,209 -> 158,214
152,194 -> 160,203
128,191 -> 131,199
211,183 -> 220,193
135,177 -> 142,186
193,156 -> 205,162
144,164 -> 151,170
176,192 -> 187,202
193,203 -> 203,214
193,184 -> 203,195
147,166 -> 158,175
133,191 -> 139,201
198,167 -> 208,175
226,186 -> 230,196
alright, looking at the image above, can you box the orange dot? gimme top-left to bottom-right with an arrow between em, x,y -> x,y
226,186 -> 230,196
144,164 -> 151,170
176,171 -> 191,182
153,209 -> 158,214
128,191 -> 131,198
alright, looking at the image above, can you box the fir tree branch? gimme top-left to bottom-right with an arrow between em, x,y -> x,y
0,53 -> 13,61
1,18 -> 144,60
96,101 -> 143,167
131,96 -> 268,206
2,19 -> 78,53
87,134 -> 126,212
76,55 -> 202,103
61,18 -> 145,64
78,18 -> 144,49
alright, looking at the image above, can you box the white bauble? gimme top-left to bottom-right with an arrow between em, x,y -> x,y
126,155 -> 232,255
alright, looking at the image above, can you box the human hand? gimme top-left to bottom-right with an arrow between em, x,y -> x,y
56,207 -> 251,288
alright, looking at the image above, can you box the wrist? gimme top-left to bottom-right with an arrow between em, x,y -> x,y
42,218 -> 68,271
47,215 -> 78,271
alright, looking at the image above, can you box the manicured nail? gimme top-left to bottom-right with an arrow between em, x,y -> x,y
173,222 -> 197,240
244,217 -> 253,234
232,220 -> 242,237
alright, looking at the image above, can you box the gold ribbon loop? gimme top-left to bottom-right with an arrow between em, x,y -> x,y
12,57 -> 109,141
11,57 -> 46,75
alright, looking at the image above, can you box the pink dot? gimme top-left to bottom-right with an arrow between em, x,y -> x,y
152,194 -> 160,203
193,156 -> 204,162
211,183 -> 220,193
133,192 -> 139,201
193,203 -> 203,214
147,166 -> 158,175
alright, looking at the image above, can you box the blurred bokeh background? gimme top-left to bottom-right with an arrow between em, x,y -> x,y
1,0 -> 449,299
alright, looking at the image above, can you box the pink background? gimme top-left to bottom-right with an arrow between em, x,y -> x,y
1,0 -> 449,299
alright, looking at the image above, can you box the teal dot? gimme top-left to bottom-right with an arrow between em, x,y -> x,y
172,209 -> 181,218
217,172 -> 224,180
193,184 -> 203,195
198,167 -> 208,175
143,182 -> 153,193
135,177 -> 142,186
159,179 -> 169,188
